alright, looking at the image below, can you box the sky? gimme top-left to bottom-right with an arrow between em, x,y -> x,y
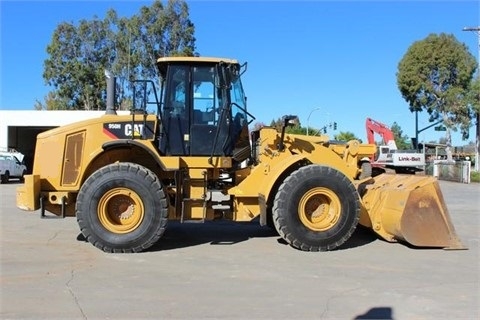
0,0 -> 479,146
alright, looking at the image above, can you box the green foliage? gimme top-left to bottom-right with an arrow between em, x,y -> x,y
42,0 -> 196,110
306,127 -> 322,135
43,18 -> 113,110
390,122 -> 410,149
269,118 -> 281,131
270,117 -> 296,130
333,131 -> 359,142
270,117 -> 308,134
466,77 -> 480,113
397,33 -> 477,142
286,125 -> 307,135
34,92 -> 70,110
470,170 -> 480,183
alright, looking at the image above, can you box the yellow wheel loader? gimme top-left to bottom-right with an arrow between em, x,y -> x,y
16,57 -> 465,252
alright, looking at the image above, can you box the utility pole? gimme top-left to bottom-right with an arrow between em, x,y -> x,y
462,26 -> 479,172
306,107 -> 321,136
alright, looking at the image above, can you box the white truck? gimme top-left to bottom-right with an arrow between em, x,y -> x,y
366,117 -> 425,175
375,145 -> 425,171
0,152 -> 27,183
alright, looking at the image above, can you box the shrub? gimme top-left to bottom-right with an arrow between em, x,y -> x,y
471,170 -> 480,183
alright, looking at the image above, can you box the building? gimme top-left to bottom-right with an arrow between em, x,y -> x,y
0,110 -> 129,172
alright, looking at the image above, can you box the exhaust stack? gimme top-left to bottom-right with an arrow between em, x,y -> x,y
105,69 -> 117,115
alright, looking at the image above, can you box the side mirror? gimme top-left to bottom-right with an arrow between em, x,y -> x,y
278,115 -> 299,151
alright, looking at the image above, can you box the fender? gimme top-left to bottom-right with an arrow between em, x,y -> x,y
259,151 -> 356,205
101,139 -> 190,172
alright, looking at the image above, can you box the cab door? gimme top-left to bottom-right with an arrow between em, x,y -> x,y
160,65 -> 190,155
160,64 -> 231,157
189,65 -> 229,156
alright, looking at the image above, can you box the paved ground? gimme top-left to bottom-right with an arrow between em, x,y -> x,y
0,180 -> 479,320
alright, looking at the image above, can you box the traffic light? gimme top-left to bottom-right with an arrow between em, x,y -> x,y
333,122 -> 337,130
323,127 -> 327,134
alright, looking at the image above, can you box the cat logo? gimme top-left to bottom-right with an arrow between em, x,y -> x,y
125,124 -> 144,137
103,121 -> 154,140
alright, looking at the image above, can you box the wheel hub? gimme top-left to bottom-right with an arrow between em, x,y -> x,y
98,188 -> 145,234
299,187 -> 341,231
119,205 -> 134,220
110,196 -> 135,220
310,201 -> 328,221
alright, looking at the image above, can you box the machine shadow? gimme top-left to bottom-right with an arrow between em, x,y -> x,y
148,221 -> 378,252
337,225 -> 379,250
1,180 -> 24,185
148,220 -> 279,252
76,221 -> 378,252
275,225 -> 378,251
354,306 -> 394,320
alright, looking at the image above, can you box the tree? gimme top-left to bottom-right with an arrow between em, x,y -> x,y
121,0 -> 195,82
466,76 -> 480,171
467,77 -> 480,114
390,122 -> 410,150
397,33 -> 477,160
42,0 -> 196,110
251,122 -> 267,131
43,18 -> 112,110
334,131 -> 360,142
269,118 -> 283,132
286,124 -> 307,135
269,117 -> 308,134
34,92 -> 71,110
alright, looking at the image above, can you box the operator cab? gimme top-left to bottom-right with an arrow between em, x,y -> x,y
156,57 -> 252,162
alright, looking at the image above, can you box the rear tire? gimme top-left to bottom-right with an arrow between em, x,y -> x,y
272,165 -> 360,251
76,162 -> 168,253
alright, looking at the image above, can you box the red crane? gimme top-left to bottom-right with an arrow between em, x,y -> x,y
365,117 -> 397,150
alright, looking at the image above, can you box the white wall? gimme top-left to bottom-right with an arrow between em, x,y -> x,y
0,110 -> 130,149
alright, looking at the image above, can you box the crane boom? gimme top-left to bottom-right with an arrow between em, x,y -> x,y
365,117 -> 397,150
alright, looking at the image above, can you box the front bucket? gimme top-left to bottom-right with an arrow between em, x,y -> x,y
358,174 -> 466,250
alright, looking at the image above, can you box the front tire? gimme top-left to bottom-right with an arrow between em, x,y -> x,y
272,165 -> 360,251
76,163 -> 168,253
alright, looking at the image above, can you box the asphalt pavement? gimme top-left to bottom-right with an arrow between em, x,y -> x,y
1,180 -> 479,320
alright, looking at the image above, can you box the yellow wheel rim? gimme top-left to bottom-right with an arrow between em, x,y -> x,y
98,188 -> 144,234
298,187 -> 341,231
